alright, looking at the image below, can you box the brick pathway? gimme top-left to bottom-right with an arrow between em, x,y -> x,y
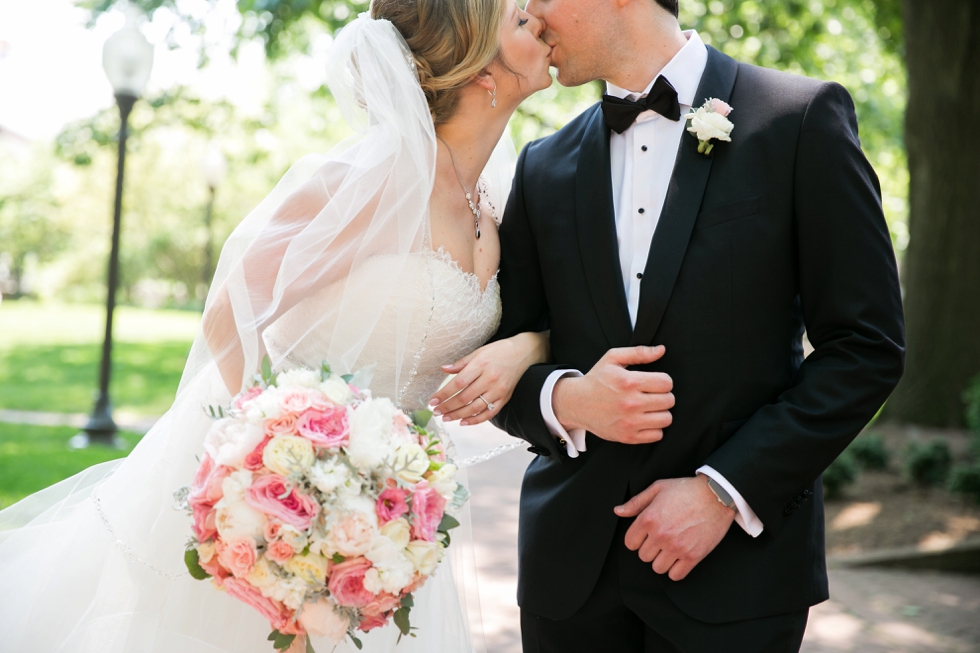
461,425 -> 980,653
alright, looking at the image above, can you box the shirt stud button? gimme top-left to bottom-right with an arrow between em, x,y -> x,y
641,145 -> 648,152
636,273 -> 643,280
638,208 -> 646,214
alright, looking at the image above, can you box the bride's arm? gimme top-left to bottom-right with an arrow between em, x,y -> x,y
428,331 -> 551,426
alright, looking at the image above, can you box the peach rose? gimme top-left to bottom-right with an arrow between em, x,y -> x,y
216,537 -> 257,578
327,557 -> 374,608
264,413 -> 298,437
358,612 -> 388,632
410,482 -> 446,542
331,510 -> 377,557
278,388 -> 314,413
199,554 -> 230,584
264,520 -> 283,542
296,407 -> 350,449
362,592 -> 400,618
298,597 -> 350,641
245,474 -> 319,530
267,540 -> 296,564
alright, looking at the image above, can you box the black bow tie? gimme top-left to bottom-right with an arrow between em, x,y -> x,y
601,76 -> 681,134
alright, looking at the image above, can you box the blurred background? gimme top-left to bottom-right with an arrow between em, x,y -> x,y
0,0 -> 978,651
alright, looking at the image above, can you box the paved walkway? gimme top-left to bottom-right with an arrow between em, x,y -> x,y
461,425 -> 980,653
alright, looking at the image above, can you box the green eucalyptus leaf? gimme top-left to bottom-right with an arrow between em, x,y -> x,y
411,409 -> 433,427
437,514 -> 460,532
184,548 -> 211,580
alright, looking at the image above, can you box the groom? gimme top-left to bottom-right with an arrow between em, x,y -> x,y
491,0 -> 905,651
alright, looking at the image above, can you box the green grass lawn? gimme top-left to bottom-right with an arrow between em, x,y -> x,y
0,300 -> 196,509
0,422 -> 141,509
0,300 -> 199,415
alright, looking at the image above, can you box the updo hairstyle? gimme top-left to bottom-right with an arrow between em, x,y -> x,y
371,0 -> 506,125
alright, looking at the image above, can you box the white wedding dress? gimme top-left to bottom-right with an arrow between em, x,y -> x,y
0,14 -> 515,653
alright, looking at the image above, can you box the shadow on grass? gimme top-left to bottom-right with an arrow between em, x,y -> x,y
0,423 -> 141,509
0,341 -> 191,415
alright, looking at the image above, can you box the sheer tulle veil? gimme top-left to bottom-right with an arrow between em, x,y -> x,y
0,13 -> 514,652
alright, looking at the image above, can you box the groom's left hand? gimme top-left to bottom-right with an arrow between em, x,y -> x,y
614,476 -> 735,581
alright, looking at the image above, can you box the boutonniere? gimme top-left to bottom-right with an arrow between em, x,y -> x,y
685,98 -> 734,156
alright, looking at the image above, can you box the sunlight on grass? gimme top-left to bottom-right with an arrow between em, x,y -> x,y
0,423 -> 141,510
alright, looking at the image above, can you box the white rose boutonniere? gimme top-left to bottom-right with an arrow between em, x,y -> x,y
685,98 -> 734,156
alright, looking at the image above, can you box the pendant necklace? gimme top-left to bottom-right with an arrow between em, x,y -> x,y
436,133 -> 482,239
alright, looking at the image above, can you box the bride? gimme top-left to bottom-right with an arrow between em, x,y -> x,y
0,2 -> 554,651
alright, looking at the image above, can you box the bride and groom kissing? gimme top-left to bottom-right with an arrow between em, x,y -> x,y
0,0 -> 904,651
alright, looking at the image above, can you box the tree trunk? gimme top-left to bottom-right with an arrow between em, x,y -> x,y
884,0 -> 980,426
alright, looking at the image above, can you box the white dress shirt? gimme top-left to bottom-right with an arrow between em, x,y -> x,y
538,31 -> 764,537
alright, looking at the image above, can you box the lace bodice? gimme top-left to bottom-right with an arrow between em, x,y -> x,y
263,247 -> 501,410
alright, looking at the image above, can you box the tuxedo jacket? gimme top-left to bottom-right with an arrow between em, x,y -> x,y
491,47 -> 905,624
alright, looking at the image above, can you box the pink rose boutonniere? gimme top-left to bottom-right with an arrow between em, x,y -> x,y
685,98 -> 734,156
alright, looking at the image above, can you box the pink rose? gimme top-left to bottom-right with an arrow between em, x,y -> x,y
264,520 -> 283,542
246,474 -> 319,531
358,612 -> 388,632
266,540 -> 295,564
222,577 -> 296,632
327,557 -> 374,608
410,482 -> 446,542
244,436 -> 273,471
308,392 -> 337,411
217,537 -> 257,578
362,592 -> 400,617
264,413 -> 298,437
710,98 -> 733,117
234,385 -> 264,411
376,487 -> 409,524
278,388 -> 314,413
191,504 -> 218,542
200,554 -> 230,583
296,407 -> 350,449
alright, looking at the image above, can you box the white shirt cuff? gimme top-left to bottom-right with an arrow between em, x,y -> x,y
540,369 -> 587,458
697,466 -> 764,537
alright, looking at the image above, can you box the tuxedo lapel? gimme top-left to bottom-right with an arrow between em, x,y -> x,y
576,106 -> 633,348
630,48 -> 739,347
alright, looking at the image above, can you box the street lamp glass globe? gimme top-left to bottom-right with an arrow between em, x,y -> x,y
102,9 -> 154,98
203,143 -> 229,189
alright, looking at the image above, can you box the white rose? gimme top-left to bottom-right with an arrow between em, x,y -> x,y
380,518 -> 411,550
298,597 -> 350,642
405,540 -> 442,576
219,469 -> 254,505
276,368 -> 321,389
389,443 -> 430,484
215,501 -> 267,540
426,464 -> 459,502
347,398 -> 398,470
320,377 -> 354,405
262,435 -> 316,476
204,418 -> 265,468
364,539 -> 415,595
363,567 -> 384,595
246,387 -> 282,421
687,109 -> 734,143
309,458 -> 350,494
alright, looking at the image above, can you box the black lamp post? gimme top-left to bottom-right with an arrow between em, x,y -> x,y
72,9 -> 154,449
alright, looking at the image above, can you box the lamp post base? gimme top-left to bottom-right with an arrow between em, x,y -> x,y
70,397 -> 125,450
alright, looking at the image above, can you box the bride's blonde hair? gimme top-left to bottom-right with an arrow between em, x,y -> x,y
371,0 -> 505,125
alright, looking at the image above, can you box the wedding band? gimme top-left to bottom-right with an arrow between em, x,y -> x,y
478,395 -> 495,412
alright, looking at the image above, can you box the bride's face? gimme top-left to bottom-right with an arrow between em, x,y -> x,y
492,0 -> 553,102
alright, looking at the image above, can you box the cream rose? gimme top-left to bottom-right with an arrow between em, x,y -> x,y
283,552 -> 329,585
380,518 -> 411,550
215,501 -> 267,541
405,540 -> 442,576
262,435 -> 315,477
331,510 -> 378,557
247,556 -> 278,592
204,418 -> 266,468
320,377 -> 354,405
389,443 -> 430,484
276,369 -> 322,389
426,464 -> 459,502
197,540 -> 216,564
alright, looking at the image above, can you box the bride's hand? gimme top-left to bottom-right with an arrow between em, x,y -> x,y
429,331 -> 550,426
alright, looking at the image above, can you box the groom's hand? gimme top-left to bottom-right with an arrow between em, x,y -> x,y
553,345 -> 674,444
615,476 -> 735,581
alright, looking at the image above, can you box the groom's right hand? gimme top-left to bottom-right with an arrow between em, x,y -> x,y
553,345 -> 674,444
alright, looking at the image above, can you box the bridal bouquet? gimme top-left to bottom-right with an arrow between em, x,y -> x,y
178,360 -> 467,652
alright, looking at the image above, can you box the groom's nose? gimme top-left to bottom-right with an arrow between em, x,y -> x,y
525,0 -> 544,21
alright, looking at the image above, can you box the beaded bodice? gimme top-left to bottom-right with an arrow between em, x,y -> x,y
263,246 -> 501,411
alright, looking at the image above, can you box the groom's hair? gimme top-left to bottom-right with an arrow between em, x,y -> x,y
654,0 -> 679,17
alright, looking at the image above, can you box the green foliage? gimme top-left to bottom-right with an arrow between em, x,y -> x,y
948,462 -> 980,504
823,449 -> 860,499
0,423 -> 141,509
268,629 -> 296,652
184,548 -> 212,580
847,433 -> 890,470
903,439 -> 952,487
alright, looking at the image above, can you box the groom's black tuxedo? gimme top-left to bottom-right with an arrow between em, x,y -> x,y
492,46 -> 905,629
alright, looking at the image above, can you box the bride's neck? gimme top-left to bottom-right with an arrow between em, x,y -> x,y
434,92 -> 513,191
